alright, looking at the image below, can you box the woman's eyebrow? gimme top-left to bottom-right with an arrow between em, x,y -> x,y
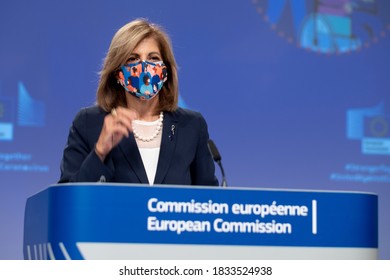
148,51 -> 161,56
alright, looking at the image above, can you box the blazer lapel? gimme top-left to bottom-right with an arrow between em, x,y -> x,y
118,134 -> 149,184
153,111 -> 178,184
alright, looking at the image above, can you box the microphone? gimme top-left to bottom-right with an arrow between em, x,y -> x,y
207,139 -> 228,187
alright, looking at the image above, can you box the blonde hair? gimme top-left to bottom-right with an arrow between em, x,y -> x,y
96,19 -> 178,112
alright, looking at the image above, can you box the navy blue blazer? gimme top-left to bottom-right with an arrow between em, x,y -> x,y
59,106 -> 218,186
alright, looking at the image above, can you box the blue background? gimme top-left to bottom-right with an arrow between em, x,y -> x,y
1,0 -> 389,259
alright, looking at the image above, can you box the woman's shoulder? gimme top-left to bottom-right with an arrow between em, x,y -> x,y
77,105 -> 106,115
73,105 -> 107,125
170,107 -> 204,120
167,107 -> 208,129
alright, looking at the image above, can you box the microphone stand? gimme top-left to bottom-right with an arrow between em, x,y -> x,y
207,139 -> 228,187
216,159 -> 228,187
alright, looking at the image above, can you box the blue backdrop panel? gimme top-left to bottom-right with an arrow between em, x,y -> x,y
0,0 -> 389,259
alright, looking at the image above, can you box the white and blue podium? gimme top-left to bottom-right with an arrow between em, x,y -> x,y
23,184 -> 378,259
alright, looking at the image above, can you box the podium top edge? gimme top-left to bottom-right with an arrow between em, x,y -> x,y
46,182 -> 378,196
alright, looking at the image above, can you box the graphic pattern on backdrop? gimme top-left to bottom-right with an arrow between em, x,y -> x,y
253,0 -> 390,54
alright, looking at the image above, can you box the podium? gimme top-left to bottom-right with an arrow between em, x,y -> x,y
23,184 -> 378,260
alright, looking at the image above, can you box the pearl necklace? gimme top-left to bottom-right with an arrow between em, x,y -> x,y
133,112 -> 163,142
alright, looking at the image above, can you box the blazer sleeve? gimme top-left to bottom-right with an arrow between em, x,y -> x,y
58,108 -> 114,183
190,113 -> 219,186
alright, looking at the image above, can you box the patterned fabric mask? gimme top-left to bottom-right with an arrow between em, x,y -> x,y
117,60 -> 167,100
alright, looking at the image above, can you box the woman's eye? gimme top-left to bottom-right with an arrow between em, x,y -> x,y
126,57 -> 140,63
149,56 -> 161,61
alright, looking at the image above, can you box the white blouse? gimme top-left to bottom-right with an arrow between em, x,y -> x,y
132,118 -> 163,185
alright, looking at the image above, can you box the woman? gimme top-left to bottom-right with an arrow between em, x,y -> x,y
59,19 -> 218,186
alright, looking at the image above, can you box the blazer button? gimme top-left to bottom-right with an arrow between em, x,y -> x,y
99,175 -> 106,182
